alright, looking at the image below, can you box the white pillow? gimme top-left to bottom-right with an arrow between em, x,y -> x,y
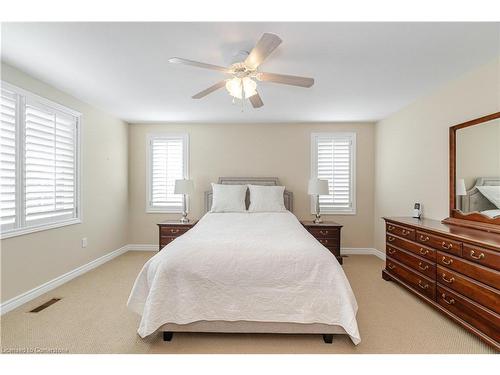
210,183 -> 247,212
248,185 -> 286,212
477,185 -> 500,209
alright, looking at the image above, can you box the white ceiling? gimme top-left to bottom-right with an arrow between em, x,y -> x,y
1,22 -> 499,123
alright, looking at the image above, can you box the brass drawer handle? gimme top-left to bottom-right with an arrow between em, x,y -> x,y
419,247 -> 429,256
418,262 -> 429,271
402,229 -> 411,236
441,256 -> 453,265
441,242 -> 453,250
388,225 -> 395,231
170,229 -> 180,234
418,280 -> 429,290
441,274 -> 455,284
387,263 -> 395,270
388,248 -> 396,254
319,230 -> 329,235
470,250 -> 485,260
419,235 -> 429,242
441,293 -> 455,305
320,239 -> 328,244
387,236 -> 395,242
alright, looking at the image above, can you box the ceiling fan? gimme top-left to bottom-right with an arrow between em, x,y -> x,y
168,33 -> 314,109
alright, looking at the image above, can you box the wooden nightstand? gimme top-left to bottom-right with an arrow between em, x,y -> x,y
301,221 -> 343,264
157,220 -> 198,250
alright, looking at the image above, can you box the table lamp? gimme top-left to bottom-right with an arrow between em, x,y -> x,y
174,179 -> 194,223
308,178 -> 329,223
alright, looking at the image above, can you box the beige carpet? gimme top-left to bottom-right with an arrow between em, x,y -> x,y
0,251 -> 495,354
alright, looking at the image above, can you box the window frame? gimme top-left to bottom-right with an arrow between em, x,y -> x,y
0,81 -> 82,239
145,132 -> 189,213
310,132 -> 357,215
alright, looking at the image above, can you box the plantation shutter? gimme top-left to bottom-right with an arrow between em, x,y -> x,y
0,88 -> 18,230
314,133 -> 355,213
150,136 -> 185,210
24,98 -> 78,226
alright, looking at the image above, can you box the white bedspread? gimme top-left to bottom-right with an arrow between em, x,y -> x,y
127,212 -> 361,344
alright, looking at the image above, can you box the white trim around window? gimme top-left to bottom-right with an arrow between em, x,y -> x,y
0,81 -> 82,239
146,133 -> 189,213
310,132 -> 356,215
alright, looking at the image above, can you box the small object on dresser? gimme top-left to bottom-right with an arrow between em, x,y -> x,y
157,220 -> 197,250
301,220 -> 343,264
174,179 -> 194,223
412,202 -> 422,219
308,178 -> 329,224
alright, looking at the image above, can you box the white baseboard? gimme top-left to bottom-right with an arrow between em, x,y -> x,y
342,247 -> 386,261
0,244 -> 129,315
0,244 -> 383,315
127,244 -> 157,252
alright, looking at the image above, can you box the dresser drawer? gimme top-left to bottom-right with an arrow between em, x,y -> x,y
387,245 -> 435,279
416,230 -> 462,256
160,226 -> 190,236
437,266 -> 500,314
386,222 -> 416,241
463,244 -> 500,272
386,234 -> 436,261
386,258 -> 436,300
307,227 -> 339,239
437,285 -> 500,343
160,236 -> 177,248
437,251 -> 500,289
317,238 -> 339,248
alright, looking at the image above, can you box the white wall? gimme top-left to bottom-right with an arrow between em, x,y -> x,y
0,63 -> 129,302
128,122 -> 375,248
374,57 -> 500,251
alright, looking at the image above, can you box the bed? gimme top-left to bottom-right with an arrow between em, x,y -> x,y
127,177 -> 361,345
461,177 -> 500,219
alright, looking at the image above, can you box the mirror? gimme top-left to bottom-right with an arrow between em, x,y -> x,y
456,119 -> 500,216
445,112 -> 500,232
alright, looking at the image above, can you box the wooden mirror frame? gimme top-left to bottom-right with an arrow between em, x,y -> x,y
442,112 -> 500,233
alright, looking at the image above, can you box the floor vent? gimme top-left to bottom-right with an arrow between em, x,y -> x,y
29,298 -> 61,313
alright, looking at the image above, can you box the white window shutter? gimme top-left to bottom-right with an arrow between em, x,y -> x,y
312,133 -> 356,214
24,99 -> 77,226
0,88 -> 18,230
149,135 -> 186,211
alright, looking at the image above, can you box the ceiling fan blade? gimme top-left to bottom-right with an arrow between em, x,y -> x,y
249,92 -> 264,108
169,57 -> 229,73
192,81 -> 227,99
245,33 -> 282,70
256,72 -> 314,88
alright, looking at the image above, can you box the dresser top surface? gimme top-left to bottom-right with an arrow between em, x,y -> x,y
301,220 -> 343,227
384,217 -> 500,249
157,220 -> 198,226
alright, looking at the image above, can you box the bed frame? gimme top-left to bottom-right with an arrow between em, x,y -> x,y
161,177 -> 342,345
461,177 -> 500,213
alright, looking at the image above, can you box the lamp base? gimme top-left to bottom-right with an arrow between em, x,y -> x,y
180,212 -> 189,224
313,214 -> 323,224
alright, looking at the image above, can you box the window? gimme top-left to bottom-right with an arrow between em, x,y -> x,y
0,82 -> 81,239
311,132 -> 356,214
146,133 -> 188,212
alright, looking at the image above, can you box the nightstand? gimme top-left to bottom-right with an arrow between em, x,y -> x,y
301,221 -> 343,264
157,220 -> 198,250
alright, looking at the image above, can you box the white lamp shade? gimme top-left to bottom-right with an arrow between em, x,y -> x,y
456,178 -> 467,196
174,179 -> 194,195
308,178 -> 329,195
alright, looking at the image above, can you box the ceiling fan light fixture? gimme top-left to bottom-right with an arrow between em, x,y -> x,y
225,77 -> 257,99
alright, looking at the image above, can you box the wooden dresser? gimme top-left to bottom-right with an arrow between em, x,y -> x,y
382,217 -> 500,350
157,220 -> 197,250
302,221 -> 343,264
